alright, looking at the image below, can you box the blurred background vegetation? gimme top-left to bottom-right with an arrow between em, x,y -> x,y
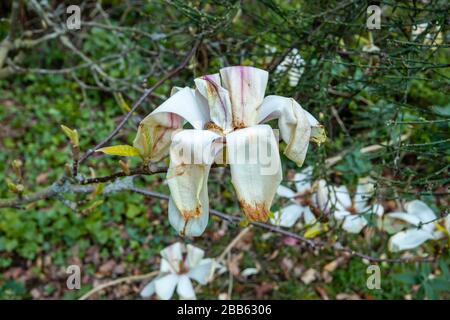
0,0 -> 449,299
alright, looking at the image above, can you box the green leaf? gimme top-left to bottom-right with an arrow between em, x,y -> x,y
393,272 -> 418,285
113,92 -> 131,112
96,145 -> 140,157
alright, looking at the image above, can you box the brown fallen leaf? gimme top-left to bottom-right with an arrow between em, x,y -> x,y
336,293 -> 361,300
315,286 -> 329,300
301,268 -> 318,284
254,282 -> 275,298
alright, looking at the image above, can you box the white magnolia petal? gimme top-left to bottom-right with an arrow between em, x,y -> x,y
134,87 -> 210,161
220,66 -> 268,128
155,273 -> 179,300
313,179 -> 332,212
188,259 -> 213,285
386,212 -> 421,225
353,180 -> 375,212
195,74 -> 233,132
373,203 -> 384,217
270,204 -> 303,228
140,279 -> 156,298
257,96 -> 311,166
276,185 -> 296,199
177,275 -> 196,300
167,129 -> 222,236
406,200 -> 437,230
302,206 -> 317,225
227,125 -> 282,222
334,210 -> 351,220
160,258 -> 177,273
294,166 -> 313,193
160,242 -> 184,272
342,215 -> 368,234
186,244 -> 205,269
241,267 -> 259,277
335,186 -> 352,210
388,229 -> 434,252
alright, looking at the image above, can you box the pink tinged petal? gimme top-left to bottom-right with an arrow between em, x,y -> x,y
155,273 -> 179,300
406,200 -> 437,232
276,185 -> 296,199
294,166 -> 313,193
388,229 -> 434,252
220,66 -> 268,128
167,129 -> 222,237
270,204 -> 303,228
188,259 -> 213,285
227,124 -> 282,222
195,74 -> 233,132
186,244 -> 205,269
257,96 -> 311,166
140,279 -> 156,298
133,87 -> 210,162
342,215 -> 368,234
177,275 -> 196,300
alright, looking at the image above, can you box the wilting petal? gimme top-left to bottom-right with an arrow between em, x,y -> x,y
313,179 -> 333,212
195,74 -> 233,132
389,228 -> 434,252
385,212 -> 422,226
155,273 -> 179,300
445,215 -> 450,234
342,215 -> 368,233
133,87 -> 210,162
177,275 -> 196,300
220,66 -> 268,128
257,96 -> 311,166
295,166 -> 313,193
405,200 -> 437,233
227,124 -> 282,222
277,185 -> 296,199
186,244 -> 205,269
140,279 -> 156,298
160,242 -> 184,273
167,129 -> 222,236
270,204 -> 302,228
188,259 -> 213,285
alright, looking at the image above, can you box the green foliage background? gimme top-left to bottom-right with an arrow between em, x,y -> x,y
0,0 -> 448,299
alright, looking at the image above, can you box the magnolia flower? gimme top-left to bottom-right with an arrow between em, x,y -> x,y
134,66 -> 325,236
141,242 -> 214,300
317,179 -> 384,234
275,48 -> 306,87
386,200 -> 448,252
270,166 -> 316,227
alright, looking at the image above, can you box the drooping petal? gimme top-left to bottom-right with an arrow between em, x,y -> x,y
294,166 -> 313,193
140,279 -> 156,298
220,66 -> 268,128
405,200 -> 437,232
388,228 -> 434,252
195,74 -> 233,132
167,129 -> 222,236
227,124 -> 282,222
385,212 -> 422,227
342,215 -> 368,233
154,273 -> 179,300
270,204 -> 303,228
177,275 -> 196,300
133,87 -> 210,162
257,95 -> 311,166
186,244 -> 205,269
276,185 -> 296,199
188,259 -> 213,285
